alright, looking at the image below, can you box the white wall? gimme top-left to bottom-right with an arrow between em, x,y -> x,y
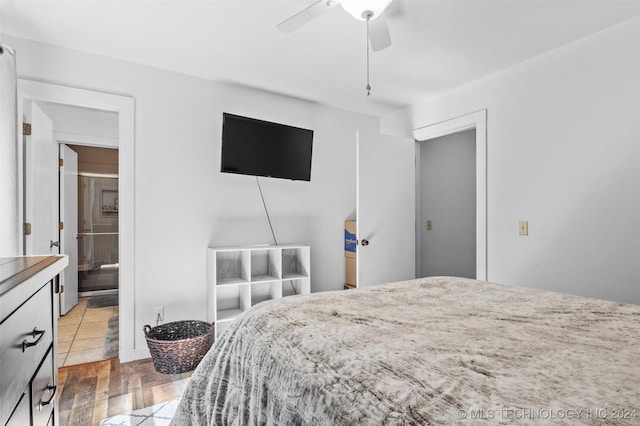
3,35 -> 377,358
385,16 -> 640,304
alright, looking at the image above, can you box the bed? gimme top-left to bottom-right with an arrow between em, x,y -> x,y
171,276 -> 640,425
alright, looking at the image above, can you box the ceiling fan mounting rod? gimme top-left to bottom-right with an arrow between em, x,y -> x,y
276,0 -> 393,96
364,11 -> 373,96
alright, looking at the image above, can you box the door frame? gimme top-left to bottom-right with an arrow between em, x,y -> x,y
413,109 -> 487,281
17,80 -> 136,362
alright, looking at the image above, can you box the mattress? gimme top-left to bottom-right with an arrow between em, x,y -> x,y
171,276 -> 640,425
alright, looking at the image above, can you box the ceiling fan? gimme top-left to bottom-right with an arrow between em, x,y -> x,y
277,0 -> 393,52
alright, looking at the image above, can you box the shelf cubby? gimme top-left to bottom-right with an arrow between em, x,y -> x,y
215,250 -> 250,285
282,278 -> 310,298
215,284 -> 250,321
251,249 -> 281,282
282,247 -> 310,279
251,281 -> 281,307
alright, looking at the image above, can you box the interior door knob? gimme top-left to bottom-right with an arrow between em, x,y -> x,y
50,240 -> 60,248
360,239 -> 369,246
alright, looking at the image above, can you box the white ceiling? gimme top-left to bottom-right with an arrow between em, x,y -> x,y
3,0 -> 640,117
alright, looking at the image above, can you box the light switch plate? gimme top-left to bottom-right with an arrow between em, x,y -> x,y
519,221 -> 528,236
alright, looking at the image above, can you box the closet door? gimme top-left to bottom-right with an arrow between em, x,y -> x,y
356,131 -> 415,287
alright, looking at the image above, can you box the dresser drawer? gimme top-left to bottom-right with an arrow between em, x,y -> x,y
32,348 -> 56,426
0,282 -> 53,424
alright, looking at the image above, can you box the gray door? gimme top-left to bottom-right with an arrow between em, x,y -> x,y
419,129 -> 476,278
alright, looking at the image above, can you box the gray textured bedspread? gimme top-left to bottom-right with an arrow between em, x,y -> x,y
171,277 -> 640,425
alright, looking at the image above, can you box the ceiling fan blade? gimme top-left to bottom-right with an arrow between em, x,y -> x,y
369,14 -> 392,51
384,1 -> 403,19
277,0 -> 337,33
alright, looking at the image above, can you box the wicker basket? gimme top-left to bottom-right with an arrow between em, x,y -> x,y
143,320 -> 214,374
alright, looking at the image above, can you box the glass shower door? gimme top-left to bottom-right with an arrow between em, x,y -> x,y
78,174 -> 119,292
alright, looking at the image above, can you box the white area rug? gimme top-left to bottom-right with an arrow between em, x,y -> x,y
100,399 -> 178,426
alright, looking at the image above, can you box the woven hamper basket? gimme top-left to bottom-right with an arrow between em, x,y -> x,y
143,320 -> 214,374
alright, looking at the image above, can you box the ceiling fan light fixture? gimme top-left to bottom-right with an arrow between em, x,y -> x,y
340,0 -> 392,21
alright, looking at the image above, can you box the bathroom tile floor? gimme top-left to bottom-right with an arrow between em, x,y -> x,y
58,296 -> 119,366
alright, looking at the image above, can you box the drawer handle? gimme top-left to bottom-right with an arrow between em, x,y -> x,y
38,385 -> 57,411
22,328 -> 46,352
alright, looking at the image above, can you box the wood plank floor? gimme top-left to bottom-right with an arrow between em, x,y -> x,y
57,358 -> 192,425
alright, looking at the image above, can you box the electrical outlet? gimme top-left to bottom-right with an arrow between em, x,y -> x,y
519,221 -> 528,236
426,220 -> 432,231
153,306 -> 164,323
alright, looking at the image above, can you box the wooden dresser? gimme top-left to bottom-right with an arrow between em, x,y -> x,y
0,255 -> 68,426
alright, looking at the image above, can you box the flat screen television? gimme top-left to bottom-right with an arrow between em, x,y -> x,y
221,113 -> 314,181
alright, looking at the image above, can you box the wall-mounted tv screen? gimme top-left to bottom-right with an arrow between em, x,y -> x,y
221,113 -> 314,181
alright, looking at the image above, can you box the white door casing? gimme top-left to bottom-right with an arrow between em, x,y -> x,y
23,101 -> 58,255
60,145 -> 79,315
18,79 -> 136,362
414,109 -> 488,281
356,131 -> 415,287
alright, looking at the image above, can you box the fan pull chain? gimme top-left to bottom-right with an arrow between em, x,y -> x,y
365,13 -> 371,96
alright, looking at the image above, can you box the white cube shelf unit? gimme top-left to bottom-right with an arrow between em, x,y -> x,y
208,245 -> 310,338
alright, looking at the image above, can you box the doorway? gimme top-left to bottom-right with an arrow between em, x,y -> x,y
59,145 -> 120,366
57,140 -> 120,367
414,110 -> 488,281
30,102 -> 120,365
18,79 -> 135,362
417,129 -> 476,278
70,145 -> 120,295
21,97 -> 123,366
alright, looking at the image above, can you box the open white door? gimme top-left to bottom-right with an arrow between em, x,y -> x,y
60,145 -> 79,314
24,101 -> 58,255
356,131 -> 415,287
